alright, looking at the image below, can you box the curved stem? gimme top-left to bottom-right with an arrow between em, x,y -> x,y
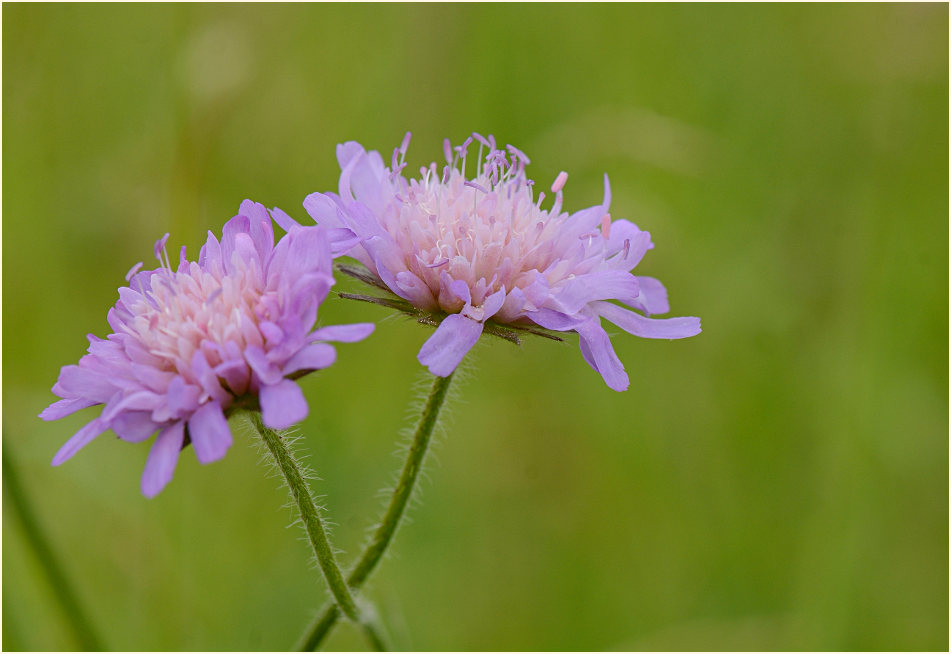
296,372 -> 454,651
300,605 -> 341,650
3,443 -> 104,651
247,412 -> 388,650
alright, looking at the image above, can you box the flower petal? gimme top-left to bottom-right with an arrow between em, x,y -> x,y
575,318 -> 629,392
283,343 -> 337,375
593,301 -> 701,339
238,199 -> 275,264
39,397 -> 97,421
440,271 -> 471,305
631,276 -> 670,316
259,321 -> 284,344
101,390 -> 164,422
335,141 -> 361,169
417,313 -> 484,377
245,345 -> 282,385
495,287 -> 526,323
140,421 -> 185,498
187,402 -> 232,464
260,379 -> 309,430
395,270 -> 437,307
303,192 -> 344,227
52,365 -> 117,403
481,286 -> 507,321
604,220 -> 653,271
551,270 -> 639,314
339,148 -> 388,213
526,308 -> 588,332
166,376 -> 202,418
51,417 -> 109,466
214,359 -> 250,396
326,227 -> 361,257
270,206 -> 301,232
130,363 -> 176,392
111,411 -> 159,442
198,230 -> 222,272
309,322 -> 375,343
189,350 -> 231,404
232,232 -> 262,272
220,214 -> 251,274
270,225 -> 333,293
362,234 -> 413,301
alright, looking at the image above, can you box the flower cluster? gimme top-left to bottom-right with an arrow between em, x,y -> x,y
303,133 -> 701,391
42,134 -> 701,497
40,201 -> 373,496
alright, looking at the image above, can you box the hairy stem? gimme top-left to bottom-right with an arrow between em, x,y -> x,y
297,372 -> 454,651
247,412 -> 388,650
3,444 -> 104,651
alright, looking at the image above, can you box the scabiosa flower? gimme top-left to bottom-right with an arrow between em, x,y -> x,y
40,201 -> 374,497
303,133 -> 700,392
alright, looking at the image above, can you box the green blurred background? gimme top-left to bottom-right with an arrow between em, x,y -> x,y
3,4 -> 947,651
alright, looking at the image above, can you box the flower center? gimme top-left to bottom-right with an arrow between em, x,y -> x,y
121,238 -> 264,376
381,135 -> 607,312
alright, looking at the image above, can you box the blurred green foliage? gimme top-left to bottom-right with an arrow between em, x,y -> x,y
3,4 -> 947,651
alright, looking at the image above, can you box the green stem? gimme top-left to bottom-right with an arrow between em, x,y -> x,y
246,412 -> 388,650
296,372 -> 454,651
3,444 -> 104,651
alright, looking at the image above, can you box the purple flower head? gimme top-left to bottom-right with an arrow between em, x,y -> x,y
303,134 -> 700,392
40,200 -> 374,497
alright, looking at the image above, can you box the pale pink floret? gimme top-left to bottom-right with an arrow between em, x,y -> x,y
40,201 -> 374,497
303,134 -> 700,391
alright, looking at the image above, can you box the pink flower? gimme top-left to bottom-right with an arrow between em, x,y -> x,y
40,201 -> 374,497
304,134 -> 700,392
